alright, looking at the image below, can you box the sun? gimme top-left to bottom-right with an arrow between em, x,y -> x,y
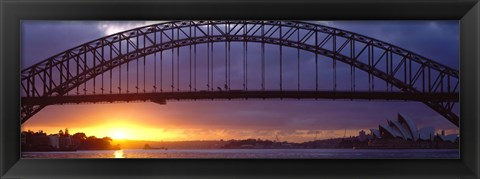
112,130 -> 126,139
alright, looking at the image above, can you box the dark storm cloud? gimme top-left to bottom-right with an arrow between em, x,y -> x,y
21,20 -> 460,136
22,21 -> 104,68
21,21 -> 163,68
314,21 -> 459,69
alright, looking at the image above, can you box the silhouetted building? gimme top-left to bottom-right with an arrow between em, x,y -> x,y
365,113 -> 458,149
59,136 -> 72,148
358,130 -> 368,142
48,135 -> 60,149
370,113 -> 436,141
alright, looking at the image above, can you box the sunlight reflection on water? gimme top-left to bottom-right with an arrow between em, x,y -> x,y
114,150 -> 124,158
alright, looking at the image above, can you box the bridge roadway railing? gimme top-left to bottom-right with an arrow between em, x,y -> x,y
21,90 -> 459,106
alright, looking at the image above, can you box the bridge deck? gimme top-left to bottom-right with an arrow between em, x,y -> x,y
21,90 -> 459,105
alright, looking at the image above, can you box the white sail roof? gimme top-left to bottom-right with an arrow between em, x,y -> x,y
370,113 -> 455,143
397,113 -> 419,141
389,120 -> 413,140
379,124 -> 404,139
370,129 -> 381,138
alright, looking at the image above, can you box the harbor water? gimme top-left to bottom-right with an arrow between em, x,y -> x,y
22,148 -> 459,159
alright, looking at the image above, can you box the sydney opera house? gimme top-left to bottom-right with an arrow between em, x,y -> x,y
356,113 -> 459,149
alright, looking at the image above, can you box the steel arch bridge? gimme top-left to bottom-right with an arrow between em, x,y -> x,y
21,21 -> 459,126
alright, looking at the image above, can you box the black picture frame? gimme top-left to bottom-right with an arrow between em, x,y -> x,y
1,0 -> 479,178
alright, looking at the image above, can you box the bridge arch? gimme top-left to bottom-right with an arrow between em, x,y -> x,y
21,21 -> 459,126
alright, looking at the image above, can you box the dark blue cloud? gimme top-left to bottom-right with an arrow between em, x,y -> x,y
315,21 -> 459,69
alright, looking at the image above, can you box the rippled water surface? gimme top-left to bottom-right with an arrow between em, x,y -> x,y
22,149 -> 459,159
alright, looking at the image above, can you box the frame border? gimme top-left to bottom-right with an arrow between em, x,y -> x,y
1,0 -> 479,178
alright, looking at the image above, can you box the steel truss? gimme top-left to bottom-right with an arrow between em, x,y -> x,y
21,21 -> 460,126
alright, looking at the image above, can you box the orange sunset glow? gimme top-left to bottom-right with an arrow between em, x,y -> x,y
21,100 -> 458,143
20,101 -> 375,142
21,103 -> 194,141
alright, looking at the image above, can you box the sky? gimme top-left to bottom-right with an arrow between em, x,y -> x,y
20,21 -> 460,142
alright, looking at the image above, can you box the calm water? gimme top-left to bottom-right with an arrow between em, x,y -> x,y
22,149 -> 459,159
